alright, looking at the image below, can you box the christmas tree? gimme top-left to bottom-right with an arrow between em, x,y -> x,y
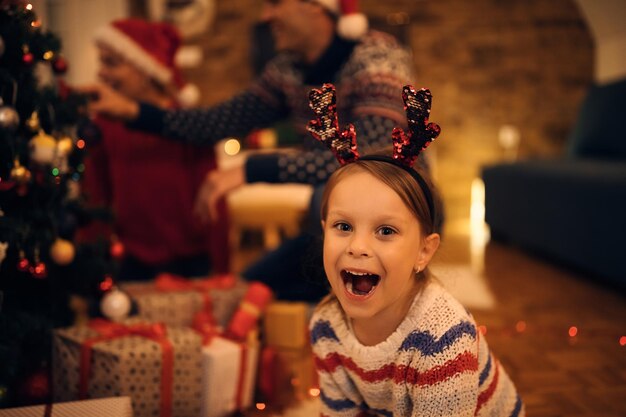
0,0 -> 117,406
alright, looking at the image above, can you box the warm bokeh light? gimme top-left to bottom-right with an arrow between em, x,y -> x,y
290,377 -> 300,387
43,51 -> 54,60
26,3 -> 33,10
568,326 -> 578,337
619,336 -> 626,346
309,388 -> 320,397
224,138 -> 241,156
515,320 -> 526,333
255,403 -> 266,411
478,325 -> 487,335
76,139 -> 86,149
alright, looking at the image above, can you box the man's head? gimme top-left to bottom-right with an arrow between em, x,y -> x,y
261,0 -> 367,63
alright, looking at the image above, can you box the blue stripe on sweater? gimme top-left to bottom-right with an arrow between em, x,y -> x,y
509,394 -> 523,417
311,320 -> 340,344
320,391 -> 393,417
399,320 -> 476,355
320,390 -> 357,411
479,353 -> 492,386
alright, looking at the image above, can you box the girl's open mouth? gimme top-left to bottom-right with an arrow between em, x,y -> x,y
341,269 -> 380,297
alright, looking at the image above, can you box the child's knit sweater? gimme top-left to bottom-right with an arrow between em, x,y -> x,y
310,282 -> 524,417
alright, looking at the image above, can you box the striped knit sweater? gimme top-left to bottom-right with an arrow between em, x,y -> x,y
310,282 -> 524,417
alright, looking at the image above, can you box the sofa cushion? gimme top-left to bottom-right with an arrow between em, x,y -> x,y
567,78 -> 626,159
482,158 -> 626,289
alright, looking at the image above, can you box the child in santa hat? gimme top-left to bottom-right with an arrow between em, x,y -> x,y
81,18 -> 229,280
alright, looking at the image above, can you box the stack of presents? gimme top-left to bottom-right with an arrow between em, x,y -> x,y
1,274 -> 318,416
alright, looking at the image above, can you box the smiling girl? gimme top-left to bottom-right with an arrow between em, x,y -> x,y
307,84 -> 523,417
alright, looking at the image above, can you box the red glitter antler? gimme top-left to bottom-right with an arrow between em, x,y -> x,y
391,86 -> 441,168
306,83 -> 359,165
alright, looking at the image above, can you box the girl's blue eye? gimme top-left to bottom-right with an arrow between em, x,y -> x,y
334,222 -> 352,232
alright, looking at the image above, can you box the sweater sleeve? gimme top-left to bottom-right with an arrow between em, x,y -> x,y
407,320 -> 480,417
128,89 -> 289,146
245,113 -> 402,184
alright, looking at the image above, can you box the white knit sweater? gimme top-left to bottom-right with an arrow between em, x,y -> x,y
310,281 -> 524,417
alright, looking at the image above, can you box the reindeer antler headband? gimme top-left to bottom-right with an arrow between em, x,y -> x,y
307,83 -> 441,223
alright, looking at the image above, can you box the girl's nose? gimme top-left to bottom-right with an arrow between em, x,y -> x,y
347,233 -> 371,258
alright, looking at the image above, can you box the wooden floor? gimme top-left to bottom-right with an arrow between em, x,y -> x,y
435,226 -> 626,417
241,221 -> 626,417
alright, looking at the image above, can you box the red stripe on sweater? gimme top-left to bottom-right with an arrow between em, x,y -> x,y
475,359 -> 500,415
315,351 -> 478,387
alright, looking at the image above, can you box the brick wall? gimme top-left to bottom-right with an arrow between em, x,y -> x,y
180,0 -> 593,221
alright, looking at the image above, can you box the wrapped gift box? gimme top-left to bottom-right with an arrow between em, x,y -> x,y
122,275 -> 248,327
52,319 -> 202,417
273,347 -> 318,404
201,335 -> 259,417
0,397 -> 133,417
263,302 -> 311,349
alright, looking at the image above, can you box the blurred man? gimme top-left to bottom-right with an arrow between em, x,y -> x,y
84,0 -> 419,300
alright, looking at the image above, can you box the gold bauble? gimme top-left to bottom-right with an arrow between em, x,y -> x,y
49,238 -> 75,265
10,160 -> 31,184
29,130 -> 57,165
56,136 -> 74,156
26,111 -> 40,132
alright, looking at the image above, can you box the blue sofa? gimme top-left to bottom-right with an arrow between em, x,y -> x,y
482,78 -> 626,291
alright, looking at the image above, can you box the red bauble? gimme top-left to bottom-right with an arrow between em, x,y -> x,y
52,56 -> 68,74
30,261 -> 47,279
22,52 -> 34,66
16,257 -> 30,272
110,241 -> 125,259
17,369 -> 50,404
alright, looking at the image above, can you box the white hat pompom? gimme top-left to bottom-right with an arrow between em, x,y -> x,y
337,12 -> 368,40
177,83 -> 200,108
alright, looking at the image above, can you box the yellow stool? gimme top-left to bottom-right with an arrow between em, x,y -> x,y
227,183 -> 313,270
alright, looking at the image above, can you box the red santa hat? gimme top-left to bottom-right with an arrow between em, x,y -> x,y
314,0 -> 368,40
93,18 -> 199,107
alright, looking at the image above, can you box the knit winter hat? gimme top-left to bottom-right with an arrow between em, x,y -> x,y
314,0 -> 368,40
93,18 -> 199,107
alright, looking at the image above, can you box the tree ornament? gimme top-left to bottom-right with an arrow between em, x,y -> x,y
55,136 -> 73,173
52,56 -> 68,74
10,159 -> 32,184
17,369 -> 50,404
17,257 -> 30,272
22,51 -> 34,66
30,246 -> 47,279
29,130 -> 57,165
49,238 -> 75,265
0,98 -> 20,131
26,111 -> 40,131
0,241 -> 8,267
109,238 -> 125,260
31,261 -> 47,279
100,287 -> 131,322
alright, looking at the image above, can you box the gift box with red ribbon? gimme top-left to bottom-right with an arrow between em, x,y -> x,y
52,318 -> 202,417
193,281 -> 273,416
121,273 -> 248,328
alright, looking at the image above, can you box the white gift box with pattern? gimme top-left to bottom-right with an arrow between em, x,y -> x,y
201,336 -> 259,417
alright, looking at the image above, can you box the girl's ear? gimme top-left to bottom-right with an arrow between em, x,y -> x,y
414,233 -> 440,272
